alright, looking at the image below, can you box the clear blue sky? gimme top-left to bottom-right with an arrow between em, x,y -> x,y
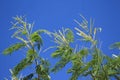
0,0 -> 120,79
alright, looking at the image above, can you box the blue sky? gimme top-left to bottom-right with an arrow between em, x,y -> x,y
0,0 -> 120,79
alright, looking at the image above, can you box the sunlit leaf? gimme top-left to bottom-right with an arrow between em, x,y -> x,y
51,46 -> 72,72
36,29 -> 51,36
36,63 -> 50,80
66,29 -> 74,42
12,57 -> 33,76
30,32 -> 43,50
3,43 -> 25,55
27,49 -> 38,59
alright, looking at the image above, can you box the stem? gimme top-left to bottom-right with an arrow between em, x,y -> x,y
28,31 -> 41,80
35,59 -> 40,80
90,72 -> 95,80
101,64 -> 108,80
32,46 -> 40,80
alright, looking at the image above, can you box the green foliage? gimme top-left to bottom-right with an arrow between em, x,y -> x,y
105,56 -> 120,79
86,49 -> 105,80
74,16 -> 102,46
3,43 -> 25,55
11,16 -> 33,37
36,58 -> 50,74
50,28 -> 74,73
30,32 -> 42,42
30,32 -> 43,50
35,29 -> 51,35
12,57 -> 34,76
50,15 -> 120,80
66,29 -> 74,42
110,42 -> 120,50
22,73 -> 34,80
67,48 -> 89,80
36,58 -> 50,80
36,65 -> 50,80
51,28 -> 74,46
3,16 -> 50,80
51,46 -> 73,72
3,16 -> 120,80
52,46 -> 72,58
27,49 -> 38,58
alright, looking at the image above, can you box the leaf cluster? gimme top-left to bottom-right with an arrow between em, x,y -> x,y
3,16 -> 50,80
3,16 -> 120,80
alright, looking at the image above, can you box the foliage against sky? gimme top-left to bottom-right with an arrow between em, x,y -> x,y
2,16 -> 120,80
0,0 -> 120,80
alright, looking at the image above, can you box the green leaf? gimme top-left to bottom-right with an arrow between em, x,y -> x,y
108,70 -> 118,76
51,46 -> 72,72
12,57 -> 34,76
36,65 -> 47,75
79,48 -> 88,57
36,64 -> 50,80
51,49 -> 62,58
22,30 -> 27,35
110,42 -> 120,50
66,29 -> 74,42
39,58 -> 50,69
36,65 -> 42,74
27,49 -> 38,60
30,32 -> 42,42
51,58 -> 69,72
3,43 -> 25,55
40,75 -> 50,80
36,29 -> 51,35
22,73 -> 34,80
30,32 -> 43,50
71,48 -> 88,61
36,58 -> 50,80
51,47 -> 65,58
